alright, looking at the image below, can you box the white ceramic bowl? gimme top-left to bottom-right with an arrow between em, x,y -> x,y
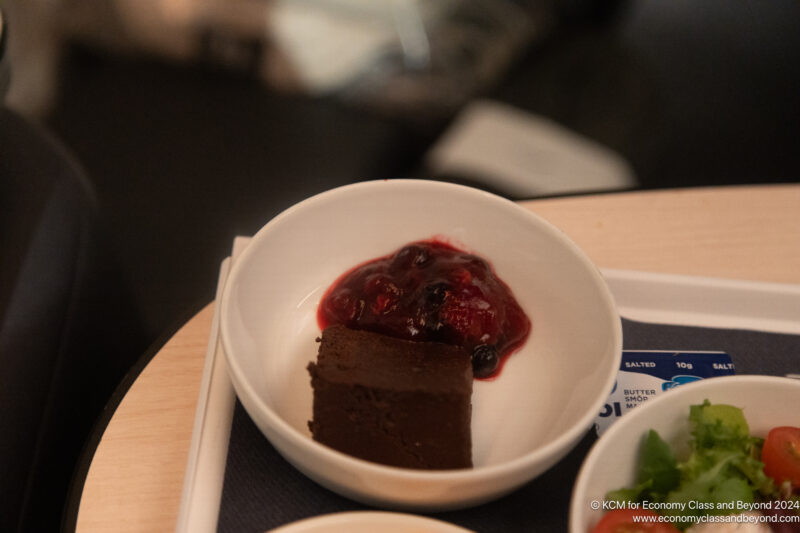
220,179 -> 622,511
267,511 -> 473,533
569,375 -> 800,533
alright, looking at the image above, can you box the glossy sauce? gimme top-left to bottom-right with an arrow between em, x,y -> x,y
317,240 -> 531,379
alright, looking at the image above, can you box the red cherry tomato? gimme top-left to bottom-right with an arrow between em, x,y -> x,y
761,426 -> 800,489
591,508 -> 680,533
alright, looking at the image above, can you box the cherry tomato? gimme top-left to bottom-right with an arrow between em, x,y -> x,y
761,426 -> 800,489
591,508 -> 680,533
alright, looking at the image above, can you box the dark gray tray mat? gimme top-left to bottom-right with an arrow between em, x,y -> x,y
217,318 -> 800,532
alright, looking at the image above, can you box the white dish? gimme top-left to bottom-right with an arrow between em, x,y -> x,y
267,511 -> 473,533
220,179 -> 622,510
569,374 -> 800,532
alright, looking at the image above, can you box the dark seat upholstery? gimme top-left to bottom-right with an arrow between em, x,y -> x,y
0,107 -> 146,532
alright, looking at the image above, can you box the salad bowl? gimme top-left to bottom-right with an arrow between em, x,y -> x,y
570,374 -> 800,532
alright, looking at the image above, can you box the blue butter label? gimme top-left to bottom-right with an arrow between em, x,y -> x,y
595,350 -> 735,435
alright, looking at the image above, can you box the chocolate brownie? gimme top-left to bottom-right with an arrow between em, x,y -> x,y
307,325 -> 473,469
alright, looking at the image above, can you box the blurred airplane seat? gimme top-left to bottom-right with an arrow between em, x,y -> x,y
0,107 -> 146,532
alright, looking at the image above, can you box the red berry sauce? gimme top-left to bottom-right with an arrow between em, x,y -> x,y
317,239 -> 531,379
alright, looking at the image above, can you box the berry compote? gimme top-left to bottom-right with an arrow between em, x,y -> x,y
317,240 -> 531,379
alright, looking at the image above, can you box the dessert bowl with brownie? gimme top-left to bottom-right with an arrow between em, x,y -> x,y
220,179 -> 622,510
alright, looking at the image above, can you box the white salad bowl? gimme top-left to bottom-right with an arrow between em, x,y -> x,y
220,179 -> 622,510
569,374 -> 800,532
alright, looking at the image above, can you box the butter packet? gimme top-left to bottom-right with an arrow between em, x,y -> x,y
594,350 -> 735,435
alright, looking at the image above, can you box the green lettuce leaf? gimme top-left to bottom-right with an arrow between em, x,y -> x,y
604,400 -> 778,531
